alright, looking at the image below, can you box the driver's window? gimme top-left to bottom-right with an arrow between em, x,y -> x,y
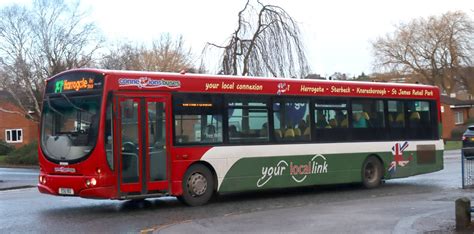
120,99 -> 139,183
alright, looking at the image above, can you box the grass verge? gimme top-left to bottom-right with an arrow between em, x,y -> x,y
445,141 -> 462,150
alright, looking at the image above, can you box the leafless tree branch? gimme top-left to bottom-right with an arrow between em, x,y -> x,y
371,11 -> 474,95
205,0 -> 309,78
100,34 -> 198,73
0,0 -> 103,121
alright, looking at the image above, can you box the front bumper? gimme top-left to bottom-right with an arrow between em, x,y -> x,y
37,174 -> 116,199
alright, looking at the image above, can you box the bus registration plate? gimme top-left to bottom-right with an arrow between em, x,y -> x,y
59,188 -> 74,195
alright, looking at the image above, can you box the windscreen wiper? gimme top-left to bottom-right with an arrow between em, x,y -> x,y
46,96 -> 64,117
60,93 -> 91,114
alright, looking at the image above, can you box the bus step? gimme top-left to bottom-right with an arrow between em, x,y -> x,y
120,192 -> 167,200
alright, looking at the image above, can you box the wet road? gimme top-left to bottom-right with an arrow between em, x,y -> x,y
0,150 -> 468,233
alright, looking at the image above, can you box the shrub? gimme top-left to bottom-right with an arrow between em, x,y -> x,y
0,140 -> 14,155
466,118 -> 474,126
451,126 -> 466,141
5,141 -> 38,165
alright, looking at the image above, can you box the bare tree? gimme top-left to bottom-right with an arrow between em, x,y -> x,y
329,72 -> 350,81
100,43 -> 142,70
0,0 -> 102,121
0,5 -> 33,118
101,34 -> 197,73
458,66 -> 474,95
206,0 -> 309,77
371,11 -> 474,94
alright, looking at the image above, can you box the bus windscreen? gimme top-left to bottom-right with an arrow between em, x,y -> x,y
41,71 -> 104,162
41,94 -> 102,162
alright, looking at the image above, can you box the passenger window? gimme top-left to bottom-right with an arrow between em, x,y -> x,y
273,99 -> 310,141
227,97 -> 269,143
351,100 -> 385,128
173,94 -> 223,144
313,100 -> 348,129
388,100 -> 405,128
407,101 -> 431,127
406,100 -> 435,139
312,99 -> 349,142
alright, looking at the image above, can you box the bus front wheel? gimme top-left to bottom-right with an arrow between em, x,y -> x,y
362,156 -> 383,189
179,164 -> 214,206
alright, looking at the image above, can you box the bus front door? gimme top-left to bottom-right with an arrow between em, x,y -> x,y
116,95 -> 170,197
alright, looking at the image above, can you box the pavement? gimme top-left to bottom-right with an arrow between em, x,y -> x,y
0,181 -> 36,191
0,167 -> 38,191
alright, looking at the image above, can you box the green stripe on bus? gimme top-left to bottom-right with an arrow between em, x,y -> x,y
218,150 -> 443,193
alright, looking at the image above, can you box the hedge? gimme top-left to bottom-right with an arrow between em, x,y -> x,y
0,140 -> 14,155
5,141 -> 38,165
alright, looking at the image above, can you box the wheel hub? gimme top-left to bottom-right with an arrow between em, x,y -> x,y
365,164 -> 375,181
187,172 -> 207,196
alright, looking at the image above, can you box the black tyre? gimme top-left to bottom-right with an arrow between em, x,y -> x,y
176,195 -> 185,204
180,164 -> 214,206
362,156 -> 383,189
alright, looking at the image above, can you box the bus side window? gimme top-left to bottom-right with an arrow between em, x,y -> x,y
173,94 -> 223,145
351,99 -> 385,129
272,99 -> 310,142
388,100 -> 405,128
313,100 -> 348,130
315,111 -> 330,128
406,100 -> 433,139
227,97 -> 269,143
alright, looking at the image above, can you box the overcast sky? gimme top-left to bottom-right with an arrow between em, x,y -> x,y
2,0 -> 473,77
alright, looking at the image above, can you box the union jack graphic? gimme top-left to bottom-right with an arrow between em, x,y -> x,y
388,141 -> 412,175
277,83 -> 289,95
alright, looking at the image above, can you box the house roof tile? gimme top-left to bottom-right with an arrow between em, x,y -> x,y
440,95 -> 474,106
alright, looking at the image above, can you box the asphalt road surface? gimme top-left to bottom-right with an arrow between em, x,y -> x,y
0,150 -> 471,233
0,167 -> 38,190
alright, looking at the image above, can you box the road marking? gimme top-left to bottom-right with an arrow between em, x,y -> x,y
140,220 -> 192,234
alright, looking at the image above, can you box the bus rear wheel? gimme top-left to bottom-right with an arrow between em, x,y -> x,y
179,164 -> 214,206
362,156 -> 383,189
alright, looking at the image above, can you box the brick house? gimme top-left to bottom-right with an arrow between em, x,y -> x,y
0,91 -> 38,148
440,95 -> 474,140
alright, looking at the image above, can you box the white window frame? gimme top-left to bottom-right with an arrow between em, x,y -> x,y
5,129 -> 23,143
454,111 -> 464,125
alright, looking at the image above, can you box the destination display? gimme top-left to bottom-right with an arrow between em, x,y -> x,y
45,71 -> 104,94
202,80 -> 436,99
297,84 -> 434,97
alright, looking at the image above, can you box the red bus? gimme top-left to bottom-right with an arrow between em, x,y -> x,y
38,69 -> 444,206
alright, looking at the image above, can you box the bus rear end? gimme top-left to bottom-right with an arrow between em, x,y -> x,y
38,70 -> 116,199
